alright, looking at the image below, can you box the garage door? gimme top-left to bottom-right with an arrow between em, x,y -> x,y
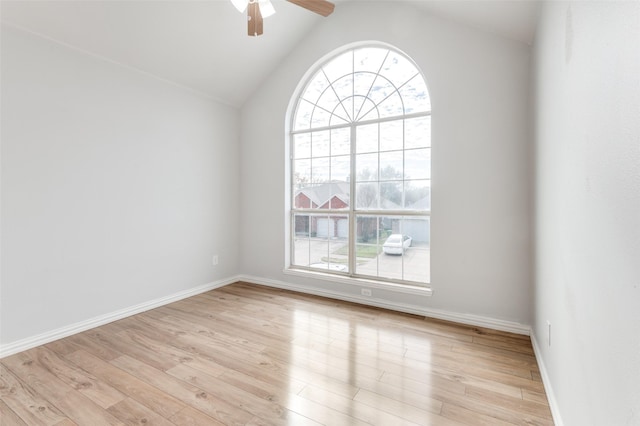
316,218 -> 330,238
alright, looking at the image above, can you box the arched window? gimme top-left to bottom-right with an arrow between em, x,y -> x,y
289,44 -> 431,286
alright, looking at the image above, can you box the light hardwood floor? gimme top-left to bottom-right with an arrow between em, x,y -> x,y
1,282 -> 553,425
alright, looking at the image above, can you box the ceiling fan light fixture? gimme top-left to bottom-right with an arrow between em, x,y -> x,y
230,0 -> 248,13
233,0 -> 335,36
259,0 -> 276,18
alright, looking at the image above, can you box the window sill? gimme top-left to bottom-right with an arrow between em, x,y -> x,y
283,268 -> 433,297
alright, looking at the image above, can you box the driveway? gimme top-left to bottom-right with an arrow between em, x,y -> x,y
294,237 -> 430,283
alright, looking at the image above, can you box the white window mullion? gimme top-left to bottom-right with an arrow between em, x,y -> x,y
349,124 -> 357,276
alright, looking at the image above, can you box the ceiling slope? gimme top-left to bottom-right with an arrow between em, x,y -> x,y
1,0 -> 540,107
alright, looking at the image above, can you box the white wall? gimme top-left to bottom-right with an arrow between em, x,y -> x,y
239,1 -> 533,327
1,25 -> 241,347
532,2 -> 640,425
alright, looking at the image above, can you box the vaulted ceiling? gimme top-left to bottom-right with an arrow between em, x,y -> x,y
1,0 -> 541,107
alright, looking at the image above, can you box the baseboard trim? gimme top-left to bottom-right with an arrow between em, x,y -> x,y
0,276 -> 240,358
1,274 -> 531,358
531,332 -> 565,426
237,274 -> 531,335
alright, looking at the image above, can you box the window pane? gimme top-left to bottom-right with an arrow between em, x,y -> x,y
302,71 -> 330,105
294,99 -> 313,130
381,51 -> 418,88
380,182 -> 402,209
369,75 -> 396,105
378,91 -> 404,118
355,216 -> 430,283
358,106 -> 381,121
306,235 -> 349,273
293,237 -> 310,266
330,183 -> 349,210
356,182 -> 378,209
405,148 -> 430,180
356,123 -> 378,153
330,155 -> 350,183
338,96 -> 354,122
354,47 -> 388,73
356,153 -> 378,181
405,116 -> 431,149
356,215 -> 381,244
380,120 -> 403,152
309,214 -> 331,240
379,151 -> 403,180
323,51 -> 353,84
311,107 -> 331,128
294,186 -> 311,208
311,157 -> 330,184
331,128 -> 350,155
293,159 -> 311,187
312,131 -> 330,157
330,114 -> 349,126
294,133 -> 311,159
405,180 -> 431,210
399,74 -> 431,113
354,215 -> 389,278
317,88 -> 342,117
354,97 -> 377,122
294,214 -> 310,237
402,216 -> 430,283
354,72 -> 376,98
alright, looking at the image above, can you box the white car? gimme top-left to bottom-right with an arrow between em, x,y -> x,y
382,234 -> 412,255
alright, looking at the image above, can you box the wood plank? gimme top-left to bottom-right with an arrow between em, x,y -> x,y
109,355 -> 254,425
168,406 -> 227,426
353,388 -> 443,422
441,402 -> 516,426
0,363 -> 68,425
1,353 -> 123,426
299,384 -> 424,426
284,392 -> 371,426
54,419 -> 78,426
27,346 -> 126,409
165,362 -> 289,424
0,399 -> 28,426
465,386 -> 553,421
523,388 -> 550,405
106,398 -> 175,426
64,350 -> 185,420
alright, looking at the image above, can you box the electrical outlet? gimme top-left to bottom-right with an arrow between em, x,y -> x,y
547,320 -> 551,347
361,288 -> 372,297
212,255 -> 219,266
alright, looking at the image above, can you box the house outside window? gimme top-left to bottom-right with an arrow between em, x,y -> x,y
289,44 -> 431,286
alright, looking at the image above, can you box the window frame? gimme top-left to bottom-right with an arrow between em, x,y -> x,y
286,43 -> 431,289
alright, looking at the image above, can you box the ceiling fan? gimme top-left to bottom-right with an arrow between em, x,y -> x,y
230,0 -> 335,36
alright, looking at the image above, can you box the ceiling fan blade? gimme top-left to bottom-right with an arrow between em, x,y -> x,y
248,2 -> 264,36
287,0 -> 335,17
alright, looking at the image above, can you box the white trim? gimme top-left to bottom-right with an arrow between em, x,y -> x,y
0,276 -> 240,358
1,273 -> 531,359
531,332 -> 565,426
283,268 -> 433,296
239,274 -> 530,335
419,308 -> 530,336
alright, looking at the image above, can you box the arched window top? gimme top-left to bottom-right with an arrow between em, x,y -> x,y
293,46 -> 431,131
